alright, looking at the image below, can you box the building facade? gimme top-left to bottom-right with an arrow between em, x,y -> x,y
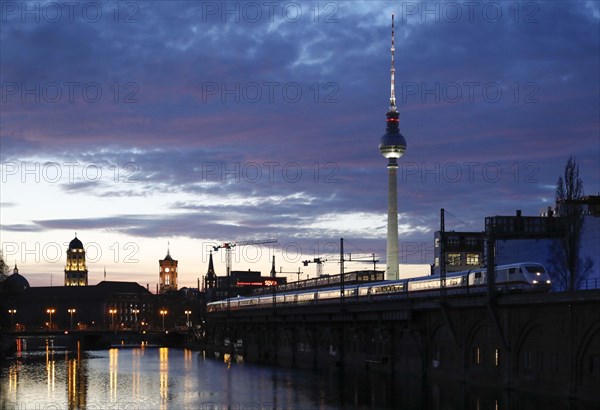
433,231 -> 484,275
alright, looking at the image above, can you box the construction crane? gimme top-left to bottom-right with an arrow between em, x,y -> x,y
213,238 -> 277,276
303,253 -> 378,277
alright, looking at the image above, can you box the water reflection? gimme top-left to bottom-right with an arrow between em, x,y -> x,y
1,345 -> 598,409
45,340 -> 55,393
109,348 -> 118,402
159,347 -> 169,408
131,347 -> 141,401
66,342 -> 86,410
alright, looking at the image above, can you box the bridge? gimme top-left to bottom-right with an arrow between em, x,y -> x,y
205,289 -> 600,401
3,328 -> 203,353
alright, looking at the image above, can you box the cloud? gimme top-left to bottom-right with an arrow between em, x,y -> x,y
1,1 -> 598,268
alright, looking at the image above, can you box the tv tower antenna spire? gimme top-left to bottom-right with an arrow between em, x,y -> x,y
390,13 -> 396,112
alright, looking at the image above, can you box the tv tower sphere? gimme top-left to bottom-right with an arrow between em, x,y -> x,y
379,122 -> 407,160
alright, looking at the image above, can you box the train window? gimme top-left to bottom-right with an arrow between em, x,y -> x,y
509,268 -> 516,274
474,272 -> 482,279
525,265 -> 545,273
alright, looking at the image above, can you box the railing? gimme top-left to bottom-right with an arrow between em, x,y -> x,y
580,278 -> 600,290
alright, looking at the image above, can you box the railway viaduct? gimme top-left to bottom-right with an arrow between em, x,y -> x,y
205,290 -> 600,400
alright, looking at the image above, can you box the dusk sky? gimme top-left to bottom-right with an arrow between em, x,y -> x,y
1,1 -> 599,288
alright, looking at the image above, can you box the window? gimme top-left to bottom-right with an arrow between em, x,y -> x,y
165,276 -> 170,286
465,236 -> 479,247
467,254 -> 480,265
523,351 -> 533,370
447,253 -> 461,266
495,349 -> 500,367
590,356 -> 600,378
473,347 -> 481,365
447,237 -> 459,247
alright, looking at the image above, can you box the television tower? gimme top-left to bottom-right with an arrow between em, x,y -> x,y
379,14 -> 406,280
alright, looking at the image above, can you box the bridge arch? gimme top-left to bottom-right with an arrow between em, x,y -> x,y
430,323 -> 459,373
464,319 -> 503,381
575,319 -> 600,390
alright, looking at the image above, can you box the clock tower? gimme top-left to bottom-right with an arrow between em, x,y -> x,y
65,235 -> 88,286
159,248 -> 178,294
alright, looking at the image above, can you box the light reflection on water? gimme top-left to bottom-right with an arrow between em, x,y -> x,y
1,345 -> 598,409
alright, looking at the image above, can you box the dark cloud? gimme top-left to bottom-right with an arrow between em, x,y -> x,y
1,223 -> 43,232
1,1 -> 598,263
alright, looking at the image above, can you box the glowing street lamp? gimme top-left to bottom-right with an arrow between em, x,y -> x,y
8,309 -> 16,330
184,310 -> 192,328
160,309 -> 167,331
46,308 -> 56,330
109,309 -> 117,331
67,308 -> 76,330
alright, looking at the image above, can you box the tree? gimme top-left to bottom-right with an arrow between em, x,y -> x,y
0,250 -> 10,281
547,156 -> 593,290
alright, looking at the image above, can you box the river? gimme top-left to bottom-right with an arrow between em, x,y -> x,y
0,344 -> 596,409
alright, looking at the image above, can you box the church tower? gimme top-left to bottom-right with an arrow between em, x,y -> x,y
65,235 -> 88,286
204,251 -> 217,289
159,247 -> 178,293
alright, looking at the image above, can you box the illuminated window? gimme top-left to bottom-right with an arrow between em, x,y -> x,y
474,347 -> 481,365
467,254 -> 480,265
165,276 -> 170,286
495,349 -> 500,366
447,253 -> 461,266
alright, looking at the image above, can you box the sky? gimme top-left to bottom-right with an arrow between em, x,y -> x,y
1,1 -> 599,289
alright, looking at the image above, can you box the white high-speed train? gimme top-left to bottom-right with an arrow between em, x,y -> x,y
206,262 -> 552,313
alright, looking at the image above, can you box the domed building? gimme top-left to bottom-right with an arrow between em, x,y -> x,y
2,263 -> 30,293
65,235 -> 88,286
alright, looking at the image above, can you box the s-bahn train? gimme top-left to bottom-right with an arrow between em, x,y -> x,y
206,262 -> 552,313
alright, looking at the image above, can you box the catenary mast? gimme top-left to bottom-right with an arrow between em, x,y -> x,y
379,14 -> 407,280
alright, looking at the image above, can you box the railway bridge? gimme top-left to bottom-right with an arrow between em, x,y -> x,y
205,290 -> 600,400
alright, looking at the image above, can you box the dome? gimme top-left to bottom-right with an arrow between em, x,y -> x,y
3,272 -> 30,293
69,237 -> 84,250
379,132 -> 407,159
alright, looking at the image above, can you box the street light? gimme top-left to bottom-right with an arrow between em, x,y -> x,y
184,310 -> 192,328
132,309 -> 140,330
8,309 -> 16,330
67,308 -> 76,330
160,309 -> 167,331
46,308 -> 55,330
109,308 -> 117,331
